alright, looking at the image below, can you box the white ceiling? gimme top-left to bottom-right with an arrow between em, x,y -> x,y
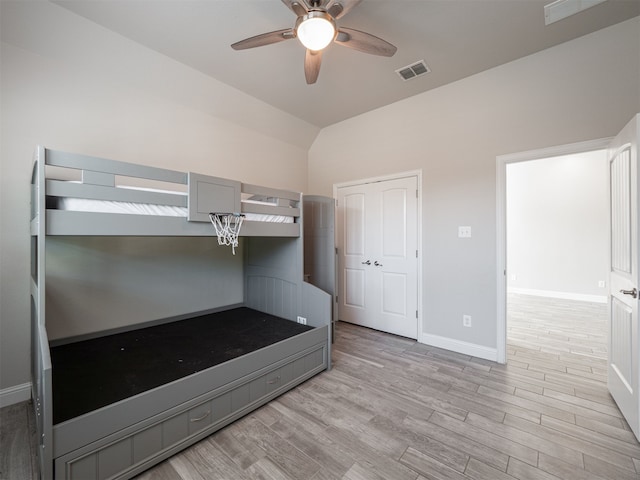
53,0 -> 639,128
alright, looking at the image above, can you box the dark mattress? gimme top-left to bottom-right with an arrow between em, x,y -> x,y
51,307 -> 313,424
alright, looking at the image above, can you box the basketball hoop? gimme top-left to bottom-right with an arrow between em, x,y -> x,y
209,213 -> 245,255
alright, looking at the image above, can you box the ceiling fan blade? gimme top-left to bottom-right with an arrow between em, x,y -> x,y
335,27 -> 397,56
281,0 -> 308,16
304,49 -> 323,84
327,0 -> 362,20
231,29 -> 295,50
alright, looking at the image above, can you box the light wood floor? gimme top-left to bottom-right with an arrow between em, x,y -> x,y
2,294 -> 639,479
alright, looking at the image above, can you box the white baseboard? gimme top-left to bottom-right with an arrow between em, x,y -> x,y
508,287 -> 607,304
420,334 -> 498,362
0,382 -> 31,408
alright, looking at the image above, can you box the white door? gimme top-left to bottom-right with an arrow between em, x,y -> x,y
608,114 -> 639,440
337,176 -> 418,339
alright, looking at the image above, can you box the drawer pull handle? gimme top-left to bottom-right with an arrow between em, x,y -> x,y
267,376 -> 281,385
190,411 -> 210,423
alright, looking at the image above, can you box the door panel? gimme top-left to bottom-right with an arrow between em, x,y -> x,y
382,188 -> 407,258
341,191 -> 369,326
611,147 -> 632,273
344,269 -> 365,308
611,297 -> 633,392
378,178 -> 418,338
344,193 -> 365,256
608,114 -> 639,441
338,176 -> 418,339
382,273 -> 407,316
341,191 -> 369,325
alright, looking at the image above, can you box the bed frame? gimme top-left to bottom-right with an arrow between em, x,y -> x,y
30,146 -> 332,480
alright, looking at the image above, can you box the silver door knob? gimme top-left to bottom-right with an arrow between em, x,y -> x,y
374,261 -> 383,267
620,288 -> 638,299
361,260 -> 371,265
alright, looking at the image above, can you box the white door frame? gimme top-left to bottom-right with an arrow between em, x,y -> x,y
495,138 -> 613,363
334,170 -> 423,342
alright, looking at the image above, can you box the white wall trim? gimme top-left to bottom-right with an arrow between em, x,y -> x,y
497,138 -> 613,163
422,334 -> 498,362
333,170 -> 423,343
509,288 -> 607,304
496,137 -> 613,364
0,382 -> 31,408
333,170 -> 422,189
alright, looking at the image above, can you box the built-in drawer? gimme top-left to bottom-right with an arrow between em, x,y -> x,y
56,343 -> 326,480
63,398 -> 215,480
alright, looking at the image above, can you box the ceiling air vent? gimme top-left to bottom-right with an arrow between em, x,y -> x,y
396,60 -> 430,81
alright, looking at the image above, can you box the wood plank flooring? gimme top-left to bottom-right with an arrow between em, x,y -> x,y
0,395 -> 38,479
2,294 -> 639,479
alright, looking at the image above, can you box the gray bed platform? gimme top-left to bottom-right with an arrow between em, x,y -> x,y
30,147 -> 332,480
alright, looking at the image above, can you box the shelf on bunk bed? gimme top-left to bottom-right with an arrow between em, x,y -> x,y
50,307 -> 313,425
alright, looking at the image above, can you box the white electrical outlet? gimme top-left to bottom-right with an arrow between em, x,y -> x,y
463,315 -> 472,327
297,316 -> 307,325
458,226 -> 472,238
510,274 -> 517,281
598,280 -> 606,288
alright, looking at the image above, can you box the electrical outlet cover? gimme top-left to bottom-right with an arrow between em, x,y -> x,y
458,226 -> 472,238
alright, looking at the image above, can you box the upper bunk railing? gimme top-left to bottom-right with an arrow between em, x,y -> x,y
32,147 -> 301,237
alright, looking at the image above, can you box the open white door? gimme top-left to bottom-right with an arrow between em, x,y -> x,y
608,114 -> 640,440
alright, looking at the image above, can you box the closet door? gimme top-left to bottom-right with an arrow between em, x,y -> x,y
337,176 -> 418,339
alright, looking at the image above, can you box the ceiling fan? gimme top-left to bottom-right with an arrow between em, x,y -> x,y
231,0 -> 397,84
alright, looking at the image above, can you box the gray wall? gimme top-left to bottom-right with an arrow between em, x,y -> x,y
309,17 -> 640,356
506,151 -> 609,300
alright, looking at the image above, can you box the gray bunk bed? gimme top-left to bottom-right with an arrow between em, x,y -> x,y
30,146 -> 332,480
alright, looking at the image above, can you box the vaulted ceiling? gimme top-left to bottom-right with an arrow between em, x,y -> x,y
54,0 -> 640,127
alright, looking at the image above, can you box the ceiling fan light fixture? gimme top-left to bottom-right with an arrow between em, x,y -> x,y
296,11 -> 336,51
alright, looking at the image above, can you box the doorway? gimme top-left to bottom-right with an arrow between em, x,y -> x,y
505,150 -> 610,385
334,171 -> 422,339
498,117 -> 640,441
496,138 -> 613,364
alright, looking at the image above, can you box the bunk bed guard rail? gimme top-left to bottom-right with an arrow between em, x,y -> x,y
36,147 -> 301,237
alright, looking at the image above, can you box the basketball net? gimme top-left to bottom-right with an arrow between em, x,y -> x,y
209,213 -> 244,255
